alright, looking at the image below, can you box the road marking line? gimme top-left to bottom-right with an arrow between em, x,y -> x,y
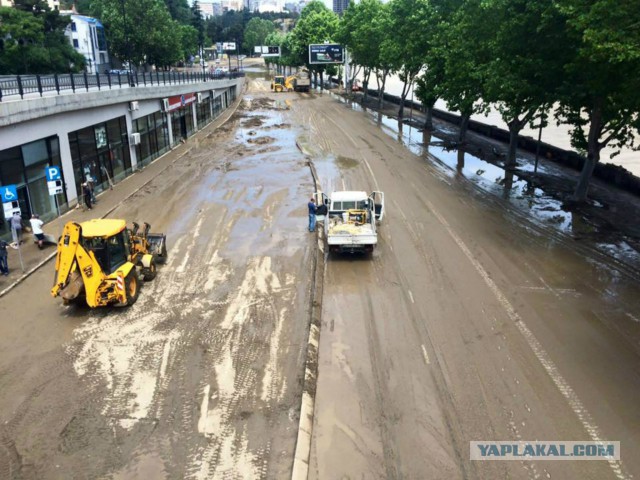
197,384 -> 210,434
421,344 -> 430,365
408,290 -> 415,304
424,197 -> 629,480
626,312 -> 640,323
362,157 -> 380,191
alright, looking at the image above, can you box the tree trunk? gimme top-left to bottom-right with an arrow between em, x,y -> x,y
363,69 -> 371,103
320,71 -> 324,90
424,106 -> 433,130
457,149 -> 465,172
507,121 -> 521,169
378,73 -> 387,109
399,82 -> 409,121
572,102 -> 604,202
458,113 -> 470,143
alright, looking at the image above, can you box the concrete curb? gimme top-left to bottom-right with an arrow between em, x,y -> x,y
291,156 -> 325,480
0,94 -> 244,300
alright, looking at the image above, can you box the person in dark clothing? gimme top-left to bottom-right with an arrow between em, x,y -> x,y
308,197 -> 317,232
82,182 -> 93,210
0,239 -> 9,275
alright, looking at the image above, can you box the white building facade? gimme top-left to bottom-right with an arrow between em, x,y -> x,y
64,15 -> 110,74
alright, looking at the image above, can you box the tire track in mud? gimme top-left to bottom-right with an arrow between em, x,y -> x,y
55,87 -> 312,479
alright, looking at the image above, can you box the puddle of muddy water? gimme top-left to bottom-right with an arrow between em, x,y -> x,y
336,156 -> 359,169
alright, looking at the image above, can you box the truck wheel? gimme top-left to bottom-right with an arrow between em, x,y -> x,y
142,258 -> 157,281
124,271 -> 139,306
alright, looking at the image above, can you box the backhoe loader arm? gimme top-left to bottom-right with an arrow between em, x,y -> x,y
51,222 -> 83,298
51,222 -> 108,307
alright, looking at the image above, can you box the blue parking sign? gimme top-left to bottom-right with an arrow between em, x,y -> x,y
1,185 -> 18,203
45,166 -> 61,181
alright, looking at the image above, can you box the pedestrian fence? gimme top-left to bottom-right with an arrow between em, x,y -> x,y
0,70 -> 245,101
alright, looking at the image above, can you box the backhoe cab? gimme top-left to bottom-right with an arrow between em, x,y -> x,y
271,75 -> 286,92
51,219 -> 167,308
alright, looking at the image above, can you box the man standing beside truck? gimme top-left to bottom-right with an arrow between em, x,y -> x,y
308,197 -> 317,232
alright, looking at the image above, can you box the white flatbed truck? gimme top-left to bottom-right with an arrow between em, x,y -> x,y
315,190 -> 384,254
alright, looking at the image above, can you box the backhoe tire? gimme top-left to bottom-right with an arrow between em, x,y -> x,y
124,270 -> 139,306
143,258 -> 157,281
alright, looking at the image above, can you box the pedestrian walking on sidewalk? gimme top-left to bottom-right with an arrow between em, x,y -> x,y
30,214 -> 45,249
82,183 -> 93,210
0,239 -> 9,275
10,212 -> 23,244
308,197 -> 317,232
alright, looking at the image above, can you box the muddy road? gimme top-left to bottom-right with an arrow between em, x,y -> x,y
1,73 -> 639,480
297,94 -> 640,478
0,79 -> 314,478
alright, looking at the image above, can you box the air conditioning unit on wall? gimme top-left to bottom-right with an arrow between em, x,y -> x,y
161,98 -> 170,112
130,132 -> 141,145
129,101 -> 139,111
197,92 -> 203,104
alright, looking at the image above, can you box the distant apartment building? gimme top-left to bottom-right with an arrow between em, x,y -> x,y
198,1 -> 215,18
333,0 -> 350,15
220,0 -> 243,12
0,0 -> 14,6
257,0 -> 282,12
63,15 -> 110,74
284,0 -> 306,13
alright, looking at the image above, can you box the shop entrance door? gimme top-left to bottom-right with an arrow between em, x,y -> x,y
180,113 -> 188,140
17,185 -> 32,220
98,151 -> 114,190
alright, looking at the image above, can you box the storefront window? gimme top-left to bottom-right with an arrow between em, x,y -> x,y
0,147 -> 25,185
0,136 -> 66,238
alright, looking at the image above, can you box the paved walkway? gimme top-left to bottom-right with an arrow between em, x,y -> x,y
0,96 -> 241,298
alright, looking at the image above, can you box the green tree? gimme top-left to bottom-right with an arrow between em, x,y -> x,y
385,0 -> 432,120
290,1 -> 339,85
179,24 -> 199,61
191,0 -> 206,50
434,0 -> 489,142
480,0 -> 571,168
165,0 -> 192,24
243,17 -> 275,56
338,0 -> 385,101
555,0 -> 640,201
96,0 -> 182,67
0,4 -> 85,74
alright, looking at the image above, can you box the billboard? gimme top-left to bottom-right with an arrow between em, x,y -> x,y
308,44 -> 344,64
222,42 -> 236,50
261,45 -> 280,57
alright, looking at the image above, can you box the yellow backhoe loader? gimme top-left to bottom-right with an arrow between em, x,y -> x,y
51,219 -> 167,308
271,75 -> 286,92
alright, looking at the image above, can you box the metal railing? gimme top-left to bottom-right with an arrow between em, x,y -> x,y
0,70 -> 245,101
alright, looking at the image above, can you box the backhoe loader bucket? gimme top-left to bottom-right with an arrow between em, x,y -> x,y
146,233 -> 167,263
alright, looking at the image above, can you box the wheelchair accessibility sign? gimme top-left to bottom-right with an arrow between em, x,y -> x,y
1,185 -> 18,203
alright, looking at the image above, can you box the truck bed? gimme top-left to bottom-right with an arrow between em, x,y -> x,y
326,215 -> 377,250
